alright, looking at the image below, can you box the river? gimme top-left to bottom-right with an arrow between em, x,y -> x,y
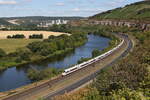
0,34 -> 110,92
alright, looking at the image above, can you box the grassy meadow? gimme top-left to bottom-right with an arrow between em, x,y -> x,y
0,39 -> 41,53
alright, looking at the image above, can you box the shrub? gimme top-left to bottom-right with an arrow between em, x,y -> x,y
27,68 -> 63,81
13,48 -> 31,62
29,34 -> 43,39
48,35 -> 56,39
78,57 -> 91,64
7,34 -> 25,39
92,49 -> 101,57
7,35 -> 11,38
15,57 -> 22,63
111,88 -> 146,100
0,48 -> 6,57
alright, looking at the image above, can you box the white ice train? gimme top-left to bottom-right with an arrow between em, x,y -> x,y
62,38 -> 125,76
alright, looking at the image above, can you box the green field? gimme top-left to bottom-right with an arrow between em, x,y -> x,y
91,1 -> 150,20
0,39 -> 41,53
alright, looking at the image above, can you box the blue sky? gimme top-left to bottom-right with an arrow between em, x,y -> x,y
0,0 -> 143,17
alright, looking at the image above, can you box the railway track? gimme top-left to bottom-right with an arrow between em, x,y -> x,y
2,33 -> 133,100
44,33 -> 132,100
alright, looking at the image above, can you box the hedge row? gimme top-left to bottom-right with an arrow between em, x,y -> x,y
7,34 -> 43,39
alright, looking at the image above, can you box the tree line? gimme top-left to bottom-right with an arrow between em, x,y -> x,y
7,34 -> 25,39
27,34 -> 87,56
7,34 -> 43,39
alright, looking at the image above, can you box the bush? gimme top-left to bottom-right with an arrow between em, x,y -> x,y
18,49 -> 31,61
0,48 -> 6,57
53,87 -> 101,100
7,34 -> 25,39
78,57 -> 91,64
7,35 -> 11,38
137,8 -> 150,15
48,35 -> 56,39
92,49 -> 101,57
13,48 -> 31,62
27,69 -> 40,81
111,88 -> 146,100
15,57 -> 22,63
27,68 -> 63,81
29,34 -> 43,39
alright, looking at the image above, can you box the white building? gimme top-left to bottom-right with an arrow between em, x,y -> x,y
37,19 -> 69,27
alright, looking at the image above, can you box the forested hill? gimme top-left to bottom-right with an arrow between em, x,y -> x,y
0,16 -> 84,26
90,0 -> 150,21
0,19 -> 12,25
2,16 -> 83,21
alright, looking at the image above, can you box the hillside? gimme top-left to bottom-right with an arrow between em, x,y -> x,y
2,16 -> 83,20
90,1 -> 150,21
2,16 -> 83,25
0,16 -> 84,27
0,19 -> 12,25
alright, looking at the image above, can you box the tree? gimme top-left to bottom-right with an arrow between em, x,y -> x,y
78,57 -> 90,64
27,69 -> 40,81
27,33 -> 87,57
7,35 -> 11,39
29,34 -> 43,39
7,34 -> 26,39
15,48 -> 31,61
27,68 -> 63,81
48,35 -> 56,39
92,49 -> 101,57
0,48 -> 6,57
111,88 -> 146,100
27,41 -> 42,53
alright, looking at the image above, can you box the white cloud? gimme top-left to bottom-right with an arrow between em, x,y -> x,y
0,0 -> 17,5
24,0 -> 32,2
56,2 -> 65,6
73,8 -> 80,12
108,0 -> 126,7
73,8 -> 102,13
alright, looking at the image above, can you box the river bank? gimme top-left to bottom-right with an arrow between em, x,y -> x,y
0,33 -> 87,71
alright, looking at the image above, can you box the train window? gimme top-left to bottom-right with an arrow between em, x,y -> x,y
69,67 -> 77,72
65,70 -> 69,73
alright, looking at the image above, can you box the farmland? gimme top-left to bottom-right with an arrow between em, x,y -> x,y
0,31 -> 67,39
0,31 -> 67,53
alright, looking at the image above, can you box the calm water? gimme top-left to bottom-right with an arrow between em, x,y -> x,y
0,34 -> 110,92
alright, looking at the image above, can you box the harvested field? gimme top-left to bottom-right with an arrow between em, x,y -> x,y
0,31 -> 68,39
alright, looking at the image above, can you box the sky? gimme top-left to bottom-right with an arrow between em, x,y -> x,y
0,0 -> 143,17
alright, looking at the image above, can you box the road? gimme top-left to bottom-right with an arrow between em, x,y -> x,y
2,33 -> 133,100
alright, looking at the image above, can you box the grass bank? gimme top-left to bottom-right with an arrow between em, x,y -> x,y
0,39 -> 41,53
